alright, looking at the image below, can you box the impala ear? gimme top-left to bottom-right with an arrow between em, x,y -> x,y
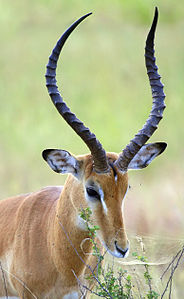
42,149 -> 82,178
128,142 -> 167,170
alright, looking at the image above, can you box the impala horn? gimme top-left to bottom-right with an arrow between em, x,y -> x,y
45,13 -> 110,173
115,7 -> 166,172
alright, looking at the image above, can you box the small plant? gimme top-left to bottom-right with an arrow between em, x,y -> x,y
132,252 -> 159,299
80,208 -> 135,298
96,268 -> 133,299
79,208 -> 184,298
79,207 -> 164,299
80,207 -> 103,276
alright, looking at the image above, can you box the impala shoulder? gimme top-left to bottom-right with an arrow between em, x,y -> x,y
14,186 -> 62,219
39,186 -> 63,197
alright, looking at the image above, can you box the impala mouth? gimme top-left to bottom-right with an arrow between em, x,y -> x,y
114,241 -> 129,258
103,241 -> 129,259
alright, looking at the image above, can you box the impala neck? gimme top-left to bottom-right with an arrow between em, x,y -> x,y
52,175 -> 93,278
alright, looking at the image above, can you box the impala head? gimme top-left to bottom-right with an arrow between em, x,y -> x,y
43,8 -> 166,258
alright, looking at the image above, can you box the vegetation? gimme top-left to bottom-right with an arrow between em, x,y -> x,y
79,208 -> 184,298
0,0 -> 184,297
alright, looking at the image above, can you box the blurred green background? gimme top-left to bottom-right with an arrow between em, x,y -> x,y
0,0 -> 184,297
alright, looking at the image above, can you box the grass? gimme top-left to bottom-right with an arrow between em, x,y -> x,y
0,0 -> 184,297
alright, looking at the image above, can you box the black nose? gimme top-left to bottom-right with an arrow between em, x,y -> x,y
115,241 -> 129,257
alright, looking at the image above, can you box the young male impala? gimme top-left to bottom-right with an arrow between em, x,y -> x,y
0,8 -> 166,299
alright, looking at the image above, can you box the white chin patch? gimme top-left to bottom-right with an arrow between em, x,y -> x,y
123,248 -> 129,258
109,248 -> 129,259
103,242 -> 129,259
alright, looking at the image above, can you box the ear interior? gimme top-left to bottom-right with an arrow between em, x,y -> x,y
128,142 -> 167,170
42,149 -> 82,177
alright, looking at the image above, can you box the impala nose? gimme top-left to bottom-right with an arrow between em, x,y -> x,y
115,241 -> 129,258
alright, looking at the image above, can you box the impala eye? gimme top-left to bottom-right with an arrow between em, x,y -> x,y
86,187 -> 101,200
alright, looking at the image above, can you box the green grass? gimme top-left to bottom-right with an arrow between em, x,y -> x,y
0,0 -> 184,297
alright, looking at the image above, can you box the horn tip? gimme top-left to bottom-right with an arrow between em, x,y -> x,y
146,7 -> 159,47
82,12 -> 93,20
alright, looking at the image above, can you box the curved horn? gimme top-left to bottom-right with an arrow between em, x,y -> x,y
115,7 -> 166,172
45,13 -> 109,173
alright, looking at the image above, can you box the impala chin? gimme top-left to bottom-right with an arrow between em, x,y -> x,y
102,241 -> 130,259
107,247 -> 129,259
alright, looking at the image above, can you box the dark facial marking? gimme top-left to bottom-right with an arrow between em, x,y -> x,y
109,163 -> 117,181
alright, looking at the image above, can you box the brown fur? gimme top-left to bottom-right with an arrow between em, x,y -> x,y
0,153 -> 129,298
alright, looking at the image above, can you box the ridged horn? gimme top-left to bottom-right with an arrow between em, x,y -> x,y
45,13 -> 110,173
115,7 -> 166,172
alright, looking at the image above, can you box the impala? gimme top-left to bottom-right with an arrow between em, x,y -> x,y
0,8 -> 166,299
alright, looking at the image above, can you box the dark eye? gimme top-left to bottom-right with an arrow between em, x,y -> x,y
86,187 -> 101,200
